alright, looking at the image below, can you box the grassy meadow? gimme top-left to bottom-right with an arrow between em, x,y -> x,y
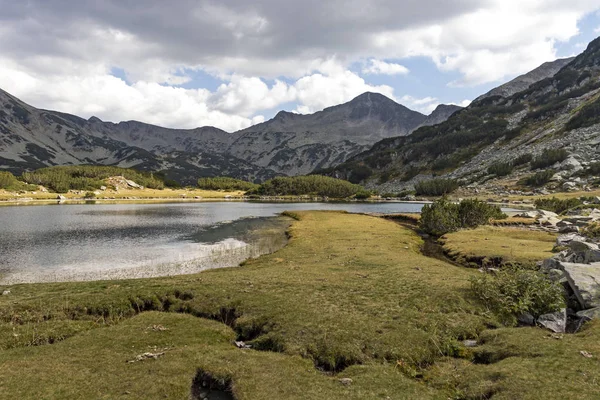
0,211 -> 599,399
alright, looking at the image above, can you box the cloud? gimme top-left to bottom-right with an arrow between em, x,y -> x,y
362,59 -> 409,75
399,95 -> 440,115
294,60 -> 396,114
0,0 -> 598,128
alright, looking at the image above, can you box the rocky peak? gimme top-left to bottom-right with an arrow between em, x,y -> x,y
88,116 -> 103,123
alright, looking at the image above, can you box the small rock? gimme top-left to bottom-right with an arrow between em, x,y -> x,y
537,309 -> 567,333
462,340 -> 478,348
518,312 -> 535,326
1,290 -> 10,296
339,378 -> 353,386
580,350 -> 593,358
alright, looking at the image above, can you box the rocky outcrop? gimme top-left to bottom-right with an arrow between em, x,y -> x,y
474,57 -> 575,102
542,233 -> 600,324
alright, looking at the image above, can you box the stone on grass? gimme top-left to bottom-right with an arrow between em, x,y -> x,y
339,378 -> 353,386
537,309 -> 567,333
1,290 -> 10,296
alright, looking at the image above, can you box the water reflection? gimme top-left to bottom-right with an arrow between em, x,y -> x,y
0,202 -> 425,284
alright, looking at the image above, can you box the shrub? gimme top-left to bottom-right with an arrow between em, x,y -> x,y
534,197 -> 582,214
0,171 -> 37,191
420,198 -> 505,236
531,149 -> 568,170
414,178 -> 459,196
513,153 -> 533,167
470,265 -> 565,325
255,175 -> 365,198
520,170 -> 555,187
457,199 -> 506,228
487,161 -> 513,177
354,189 -> 372,200
582,222 -> 600,238
197,177 -> 258,191
21,166 -> 165,193
419,198 -> 460,236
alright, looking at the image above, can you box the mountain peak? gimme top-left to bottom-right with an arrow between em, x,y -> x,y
88,116 -> 103,123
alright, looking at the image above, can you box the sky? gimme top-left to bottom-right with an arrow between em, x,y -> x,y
1,1 -> 600,132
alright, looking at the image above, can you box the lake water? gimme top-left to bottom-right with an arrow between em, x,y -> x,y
0,201 -> 426,284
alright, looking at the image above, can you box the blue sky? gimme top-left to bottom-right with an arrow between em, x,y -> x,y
1,1 -> 600,131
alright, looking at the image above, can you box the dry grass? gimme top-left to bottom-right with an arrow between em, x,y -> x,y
0,212 -> 599,399
441,226 -> 556,267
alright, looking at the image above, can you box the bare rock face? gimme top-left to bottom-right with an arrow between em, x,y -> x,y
537,309 -> 567,333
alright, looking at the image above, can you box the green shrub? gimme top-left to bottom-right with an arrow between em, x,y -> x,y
534,197 -> 582,214
531,149 -> 568,170
419,198 -> 460,236
197,177 -> 258,191
21,166 -> 165,193
354,189 -> 372,200
457,199 -> 507,228
255,175 -> 365,198
582,222 -> 600,238
513,153 -> 533,167
420,198 -> 505,236
487,161 -> 513,177
470,265 -> 565,325
414,178 -> 459,196
520,170 -> 555,187
565,95 -> 600,131
0,171 -> 37,191
581,162 -> 600,176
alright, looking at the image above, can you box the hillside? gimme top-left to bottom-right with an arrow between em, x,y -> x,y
326,37 -> 600,196
0,90 -> 460,183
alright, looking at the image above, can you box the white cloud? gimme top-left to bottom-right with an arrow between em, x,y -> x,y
399,95 -> 440,114
0,0 -> 598,128
294,61 -> 396,114
362,59 -> 409,75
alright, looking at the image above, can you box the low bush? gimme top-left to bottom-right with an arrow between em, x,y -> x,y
531,149 -> 569,170
470,265 -> 565,325
582,222 -> 600,239
457,199 -> 507,228
414,178 -> 459,196
534,197 -> 582,214
487,161 -> 513,177
513,153 -> 533,167
520,170 -> 555,187
0,171 -> 37,191
420,198 -> 505,236
254,175 -> 366,198
21,166 -> 165,193
197,177 -> 258,191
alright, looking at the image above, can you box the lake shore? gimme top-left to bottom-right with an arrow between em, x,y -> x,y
1,211 -> 599,399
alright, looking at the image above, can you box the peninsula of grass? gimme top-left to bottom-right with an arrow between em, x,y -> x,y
1,212 -> 599,399
441,226 -> 557,268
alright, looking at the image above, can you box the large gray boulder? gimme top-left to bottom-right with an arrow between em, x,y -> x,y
559,262 -> 600,309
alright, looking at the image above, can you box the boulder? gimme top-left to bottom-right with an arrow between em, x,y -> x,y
563,182 -> 578,191
537,309 -> 567,333
560,156 -> 583,172
125,180 -> 141,188
559,225 -> 580,234
516,211 -> 541,219
57,195 -> 66,201
541,217 -> 561,226
1,290 -> 10,296
556,233 -> 587,247
518,313 -> 535,326
559,262 -> 600,309
576,307 -> 600,320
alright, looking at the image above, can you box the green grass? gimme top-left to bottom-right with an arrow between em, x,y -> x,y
441,226 -> 557,267
1,212 -> 599,399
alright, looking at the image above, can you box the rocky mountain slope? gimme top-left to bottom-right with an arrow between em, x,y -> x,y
0,90 -> 460,183
326,37 -> 600,195
474,57 -> 575,102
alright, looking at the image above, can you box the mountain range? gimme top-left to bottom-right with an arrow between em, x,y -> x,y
0,88 -> 461,184
327,37 -> 600,193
